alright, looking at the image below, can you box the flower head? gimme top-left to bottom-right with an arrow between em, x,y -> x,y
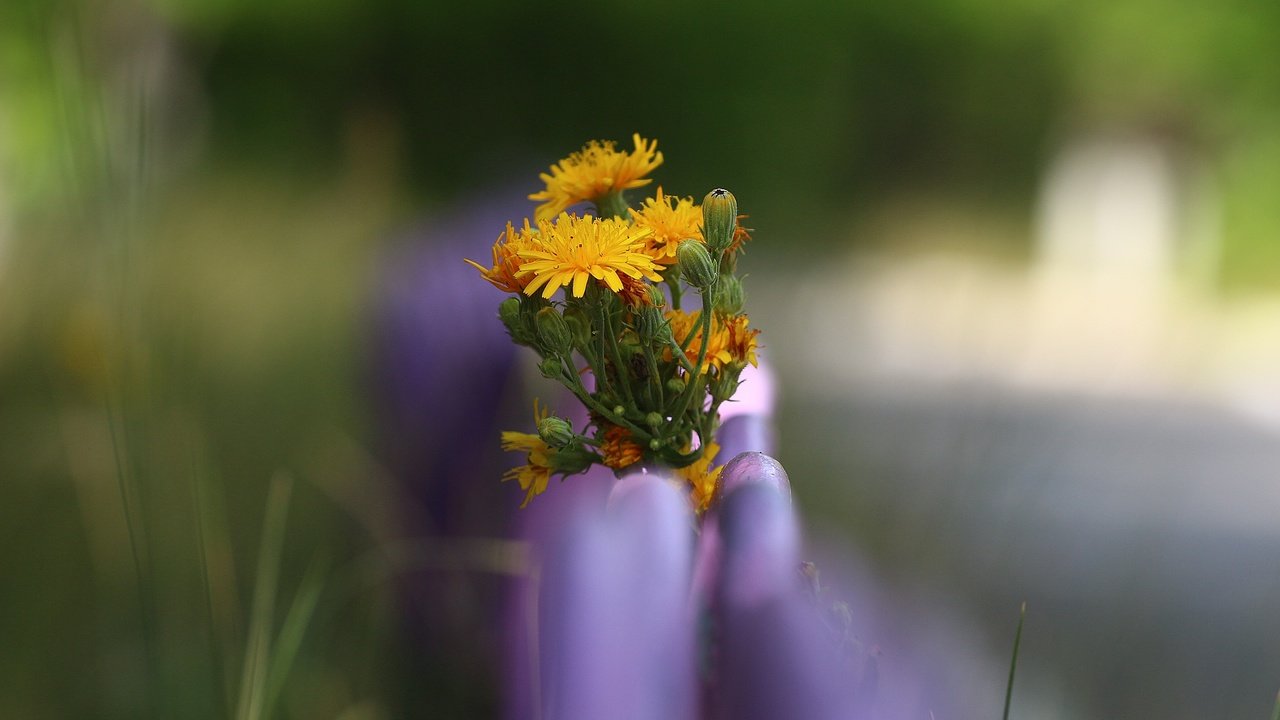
599,424 -> 644,470
725,314 -> 760,367
465,220 -> 535,294
501,401 -> 555,507
529,134 -> 664,222
629,187 -> 703,265
679,441 -> 723,512
516,213 -> 663,300
664,309 -> 733,374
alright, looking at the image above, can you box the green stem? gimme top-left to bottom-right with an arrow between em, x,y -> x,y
1002,601 -> 1026,720
600,306 -> 635,408
666,294 -> 714,421
595,191 -> 630,219
642,342 -> 664,413
668,278 -> 683,311
559,356 -> 651,441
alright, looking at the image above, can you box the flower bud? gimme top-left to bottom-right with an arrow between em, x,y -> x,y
677,240 -> 717,290
666,377 -> 686,395
535,307 -> 573,355
712,367 -> 741,400
635,305 -> 666,342
646,411 -> 664,428
499,297 -> 536,345
538,357 -> 563,380
563,306 -> 591,349
713,274 -> 745,315
537,415 -> 576,448
646,285 -> 666,308
702,188 -> 738,252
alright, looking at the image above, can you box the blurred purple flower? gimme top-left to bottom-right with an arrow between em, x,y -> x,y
372,186 -> 538,530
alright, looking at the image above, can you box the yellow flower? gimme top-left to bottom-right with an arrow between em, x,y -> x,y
465,220 -> 535,294
629,187 -> 703,265
725,314 -> 760,367
599,424 -> 644,470
679,442 -> 723,513
529,134 -> 664,222
664,309 -> 733,374
516,213 -> 663,300
501,401 -> 554,507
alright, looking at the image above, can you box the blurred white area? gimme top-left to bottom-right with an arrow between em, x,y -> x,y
774,134 -> 1280,413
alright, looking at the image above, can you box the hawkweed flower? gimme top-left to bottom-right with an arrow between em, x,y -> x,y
629,187 -> 704,265
529,133 -> 664,221
465,220 -> 537,294
517,213 -> 663,299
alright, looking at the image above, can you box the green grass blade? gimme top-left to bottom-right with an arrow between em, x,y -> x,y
1002,601 -> 1026,720
262,551 -> 328,718
235,473 -> 293,720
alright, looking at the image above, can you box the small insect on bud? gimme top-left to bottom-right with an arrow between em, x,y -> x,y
537,415 -> 576,448
702,188 -> 738,252
535,307 -> 573,355
713,274 -> 745,315
677,239 -> 717,290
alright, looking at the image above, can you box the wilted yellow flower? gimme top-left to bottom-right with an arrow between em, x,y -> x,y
516,213 -> 663,300
725,314 -> 760,367
599,424 -> 644,470
465,220 -> 535,294
664,309 -> 733,374
529,134 -> 664,222
629,187 -> 703,265
501,401 -> 554,507
680,442 -> 723,512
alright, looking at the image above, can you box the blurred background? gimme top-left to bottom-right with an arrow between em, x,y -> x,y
4,0 -> 1280,717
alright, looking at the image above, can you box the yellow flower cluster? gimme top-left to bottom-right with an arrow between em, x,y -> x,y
471,134 -> 760,510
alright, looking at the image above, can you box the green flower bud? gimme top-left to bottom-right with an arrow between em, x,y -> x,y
537,415 -> 576,448
712,369 -> 741,400
538,357 -> 563,380
499,297 -> 536,345
677,240 -> 717,290
713,274 -> 745,316
635,305 -> 665,343
563,306 -> 591,349
666,377 -> 686,395
649,438 -> 661,450
646,285 -> 666,308
612,405 -> 626,417
535,307 -> 573,355
702,188 -> 738,252
645,412 -> 664,428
